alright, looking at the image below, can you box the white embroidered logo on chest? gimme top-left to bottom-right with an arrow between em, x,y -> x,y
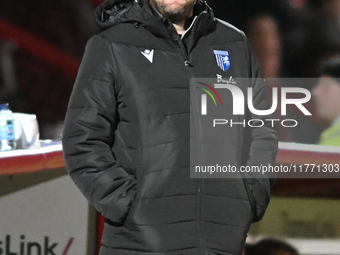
141,49 -> 154,63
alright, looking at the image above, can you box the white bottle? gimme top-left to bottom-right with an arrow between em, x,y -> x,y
0,103 -> 16,151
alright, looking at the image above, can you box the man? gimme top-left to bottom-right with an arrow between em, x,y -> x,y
313,57 -> 340,146
62,0 -> 278,254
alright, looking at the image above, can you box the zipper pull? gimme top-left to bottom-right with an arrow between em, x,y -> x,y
184,60 -> 193,67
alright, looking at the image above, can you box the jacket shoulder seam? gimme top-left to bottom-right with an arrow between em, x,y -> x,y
214,18 -> 246,37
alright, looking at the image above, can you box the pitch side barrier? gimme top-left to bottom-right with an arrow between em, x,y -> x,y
274,142 -> 340,178
2,141 -> 337,254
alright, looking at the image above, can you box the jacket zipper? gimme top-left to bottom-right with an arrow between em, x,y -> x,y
170,17 -> 206,255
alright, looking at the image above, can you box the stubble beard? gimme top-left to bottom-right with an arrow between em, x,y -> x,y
150,0 -> 195,22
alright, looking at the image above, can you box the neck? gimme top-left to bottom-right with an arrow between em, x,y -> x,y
171,9 -> 194,34
149,2 -> 195,35
172,21 -> 186,34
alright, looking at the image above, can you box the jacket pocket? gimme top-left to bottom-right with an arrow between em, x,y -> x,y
123,197 -> 138,229
240,172 -> 256,219
240,172 -> 270,223
123,168 -> 143,229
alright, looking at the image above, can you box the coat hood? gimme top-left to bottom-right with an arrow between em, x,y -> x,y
95,0 -> 161,29
94,0 -> 215,35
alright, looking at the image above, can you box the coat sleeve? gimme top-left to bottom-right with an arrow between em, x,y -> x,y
62,34 -> 136,223
242,38 -> 278,223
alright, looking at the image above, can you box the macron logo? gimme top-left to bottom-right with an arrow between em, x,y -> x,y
141,49 -> 154,63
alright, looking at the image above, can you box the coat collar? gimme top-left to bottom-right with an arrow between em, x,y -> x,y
95,0 -> 215,41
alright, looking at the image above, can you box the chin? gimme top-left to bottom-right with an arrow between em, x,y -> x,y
164,7 -> 185,15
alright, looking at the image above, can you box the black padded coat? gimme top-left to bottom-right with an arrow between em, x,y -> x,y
62,0 -> 278,254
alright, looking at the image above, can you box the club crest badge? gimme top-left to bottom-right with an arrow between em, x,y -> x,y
213,50 -> 230,71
